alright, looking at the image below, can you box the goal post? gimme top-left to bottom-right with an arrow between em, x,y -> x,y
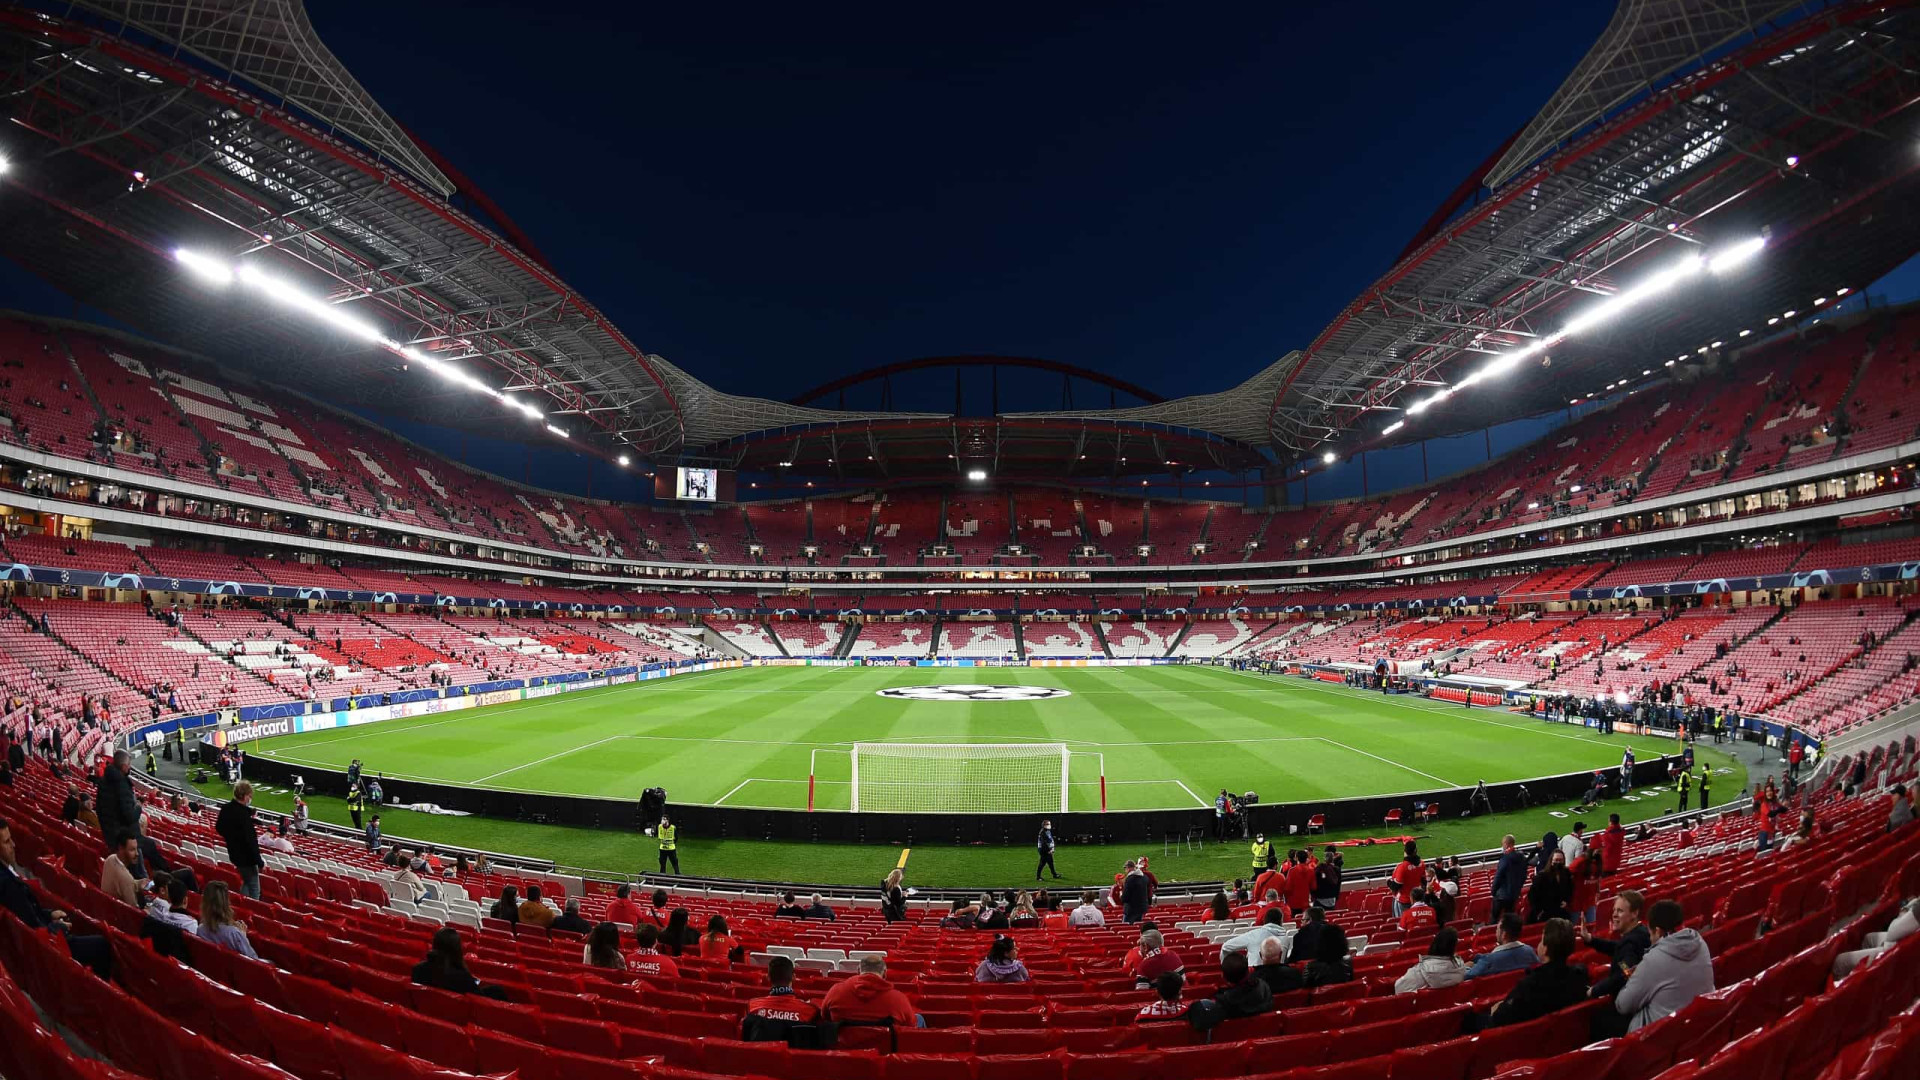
850,742 -> 1071,813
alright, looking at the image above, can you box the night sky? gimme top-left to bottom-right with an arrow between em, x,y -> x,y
298,1 -> 1614,414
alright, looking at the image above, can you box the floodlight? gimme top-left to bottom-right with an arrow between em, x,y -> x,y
1707,237 -> 1766,275
1570,484 -> 1583,493
1321,451 -> 1336,465
0,154 -> 9,175
544,424 -> 568,438
1836,287 -> 1850,296
617,455 -> 630,467
174,248 -> 234,287
1382,421 -> 1405,435
238,264 -> 384,343
966,468 -> 988,481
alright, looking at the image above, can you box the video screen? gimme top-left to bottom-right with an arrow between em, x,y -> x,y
675,467 -> 717,502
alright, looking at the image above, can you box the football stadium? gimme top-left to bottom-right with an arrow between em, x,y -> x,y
1,2 -> 1919,1078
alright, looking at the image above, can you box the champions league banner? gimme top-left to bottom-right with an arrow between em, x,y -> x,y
1569,560 -> 1920,600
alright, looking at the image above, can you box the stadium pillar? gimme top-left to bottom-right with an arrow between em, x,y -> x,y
1361,451 -> 1369,495
1421,440 -> 1429,482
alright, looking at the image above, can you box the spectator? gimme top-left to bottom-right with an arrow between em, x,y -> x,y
629,923 -> 679,978
94,749 -> 139,842
1121,861 -> 1152,924
1466,913 -> 1539,979
214,782 -> 263,900
1206,891 -> 1233,922
1302,923 -> 1353,988
1888,784 -> 1913,833
1255,936 -> 1303,996
742,956 -> 819,1041
517,885 -> 556,928
1223,907 -> 1292,958
392,863 -> 436,905
412,926 -> 507,999
1136,971 -> 1186,1022
1312,846 -> 1343,910
1598,813 -> 1627,874
975,935 -> 1031,983
75,795 -> 100,835
1289,905 -> 1332,964
364,814 -> 381,853
804,893 -> 837,921
1616,899 -> 1715,1032
0,817 -> 112,977
1570,852 -> 1602,924
1235,888 -> 1289,922
1777,811 -> 1817,852
1833,898 -> 1918,977
702,914 -> 739,960
1009,891 -> 1040,928
552,898 -> 593,935
1394,927 -> 1467,994
146,874 -> 195,932
661,908 -> 695,955
1490,834 -> 1528,923
584,921 -> 626,970
649,888 -> 671,924
605,883 -> 642,929
1283,850 -> 1314,913
1486,918 -> 1587,1028
1528,850 -> 1574,923
880,869 -> 907,923
774,891 -> 807,918
194,880 -> 257,959
1560,822 -> 1588,864
488,886 -> 520,925
1206,949 -> 1274,1019
1390,841 -> 1422,917
1132,928 -> 1185,987
99,831 -> 148,908
1398,889 -> 1439,933
1068,889 -> 1107,927
822,955 -> 922,1028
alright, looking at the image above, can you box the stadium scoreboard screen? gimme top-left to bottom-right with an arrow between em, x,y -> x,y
655,466 -> 736,502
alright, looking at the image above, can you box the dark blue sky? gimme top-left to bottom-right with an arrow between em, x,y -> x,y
303,1 -> 1615,412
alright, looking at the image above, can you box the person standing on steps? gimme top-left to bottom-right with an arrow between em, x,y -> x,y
1697,765 -> 1711,810
655,814 -> 679,874
1036,819 -> 1061,881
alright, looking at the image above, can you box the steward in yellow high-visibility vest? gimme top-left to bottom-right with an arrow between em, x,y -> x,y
1250,835 -> 1273,871
656,817 -> 680,874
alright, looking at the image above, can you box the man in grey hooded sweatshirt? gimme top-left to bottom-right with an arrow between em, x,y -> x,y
1616,898 -> 1714,1031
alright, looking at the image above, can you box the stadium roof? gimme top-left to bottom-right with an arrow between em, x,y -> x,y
0,0 -> 1917,478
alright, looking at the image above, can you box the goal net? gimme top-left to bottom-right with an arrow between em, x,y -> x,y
850,742 -> 1070,813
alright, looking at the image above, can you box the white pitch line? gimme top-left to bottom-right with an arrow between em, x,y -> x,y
469,735 -> 628,784
1171,779 -> 1212,808
1314,737 -> 1457,788
713,778 -> 758,805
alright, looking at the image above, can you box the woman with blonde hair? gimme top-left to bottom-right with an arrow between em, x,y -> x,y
881,868 -> 907,922
195,880 -> 257,959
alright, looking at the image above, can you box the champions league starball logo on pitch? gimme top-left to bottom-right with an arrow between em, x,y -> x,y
876,684 -> 1073,702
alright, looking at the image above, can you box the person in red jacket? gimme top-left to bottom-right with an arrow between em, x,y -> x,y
1598,813 -> 1627,876
822,955 -> 922,1028
604,883 -> 642,930
741,956 -> 819,1041
1284,852 -> 1315,913
1398,890 -> 1439,933
627,923 -> 679,979
1390,841 -> 1423,918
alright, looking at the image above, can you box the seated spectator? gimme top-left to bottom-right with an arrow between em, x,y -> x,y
1235,888 -> 1291,923
1136,971 -> 1186,1022
804,893 -> 836,921
1398,889 -> 1439,933
1394,927 -> 1466,994
1009,891 -> 1040,928
1068,889 -> 1107,927
1465,913 -> 1538,979
584,921 -> 626,970
650,887 -> 672,924
518,885 -> 557,929
628,923 -> 679,978
742,955 -> 819,1041
1289,905 -> 1334,964
1206,891 -> 1233,922
774,891 -> 807,918
552,898 -> 593,935
1205,948 -> 1273,1021
100,831 -> 149,908
0,816 -> 112,978
1486,918 -> 1586,1028
412,926 -> 508,999
822,955 -> 922,1028
488,885 -> 520,925
1833,897 -> 1918,977
1889,784 -> 1914,833
1132,927 -> 1185,987
976,892 -> 1011,930
1777,811 -> 1817,852
133,825 -> 194,895
1255,936 -> 1303,996
702,914 -> 740,960
1583,889 -> 1650,1006
1223,906 -> 1292,957
975,934 -> 1031,983
1616,899 -> 1714,1032
194,880 -> 257,959
604,883 -> 642,929
1303,923 -> 1353,988
661,909 -> 695,955
392,864 -> 435,905
145,874 -> 194,932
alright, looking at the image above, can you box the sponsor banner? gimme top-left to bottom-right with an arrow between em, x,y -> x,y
760,658 -> 809,667
916,658 -> 979,667
475,688 -> 522,708
610,672 -> 638,685
1570,561 -> 1917,600
1029,658 -> 1091,668
207,718 -> 294,747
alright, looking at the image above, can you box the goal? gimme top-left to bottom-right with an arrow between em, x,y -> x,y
807,743 -> 1108,813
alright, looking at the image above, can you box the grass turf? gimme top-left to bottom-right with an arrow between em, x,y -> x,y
196,665 -> 1744,888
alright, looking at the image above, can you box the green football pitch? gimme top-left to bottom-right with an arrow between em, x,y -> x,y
221,664 -> 1743,886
